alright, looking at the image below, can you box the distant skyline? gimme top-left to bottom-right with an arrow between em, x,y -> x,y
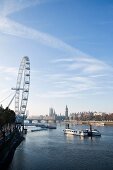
0,0 -> 113,115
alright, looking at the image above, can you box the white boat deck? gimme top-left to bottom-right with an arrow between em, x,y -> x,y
63,128 -> 101,137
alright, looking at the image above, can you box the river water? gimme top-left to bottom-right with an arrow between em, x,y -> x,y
8,124 -> 113,170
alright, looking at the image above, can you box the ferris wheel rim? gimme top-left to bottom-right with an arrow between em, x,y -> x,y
15,56 -> 30,116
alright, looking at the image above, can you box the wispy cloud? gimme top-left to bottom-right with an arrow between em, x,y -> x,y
0,1 -> 97,54
36,90 -> 81,98
36,70 -> 110,98
0,66 -> 17,75
0,0 -> 113,99
0,0 -> 112,63
0,0 -> 112,59
0,0 -> 43,17
0,0 -> 78,52
36,54 -> 113,98
52,56 -> 112,74
0,16 -> 79,52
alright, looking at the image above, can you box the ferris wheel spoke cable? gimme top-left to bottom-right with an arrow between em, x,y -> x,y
0,92 -> 15,104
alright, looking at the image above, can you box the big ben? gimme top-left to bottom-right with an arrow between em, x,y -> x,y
65,105 -> 69,120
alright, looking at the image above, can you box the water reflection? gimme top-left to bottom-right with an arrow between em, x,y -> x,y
79,135 -> 101,142
65,134 -> 75,142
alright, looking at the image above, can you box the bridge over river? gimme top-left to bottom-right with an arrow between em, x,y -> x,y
26,117 -> 56,124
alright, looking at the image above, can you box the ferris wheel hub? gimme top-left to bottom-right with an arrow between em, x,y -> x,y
12,88 -> 24,90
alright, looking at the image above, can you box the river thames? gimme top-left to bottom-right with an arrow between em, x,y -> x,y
8,124 -> 113,170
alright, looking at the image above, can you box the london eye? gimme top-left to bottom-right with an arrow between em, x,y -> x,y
12,56 -> 30,123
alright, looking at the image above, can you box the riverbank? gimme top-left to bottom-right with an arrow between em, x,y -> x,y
82,121 -> 113,125
64,120 -> 113,125
0,129 -> 24,170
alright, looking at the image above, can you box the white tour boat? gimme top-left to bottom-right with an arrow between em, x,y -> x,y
63,128 -> 101,137
79,130 -> 89,137
88,129 -> 101,136
80,129 -> 101,137
63,129 -> 78,135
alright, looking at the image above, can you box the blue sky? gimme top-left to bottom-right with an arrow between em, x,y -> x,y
0,0 -> 113,115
